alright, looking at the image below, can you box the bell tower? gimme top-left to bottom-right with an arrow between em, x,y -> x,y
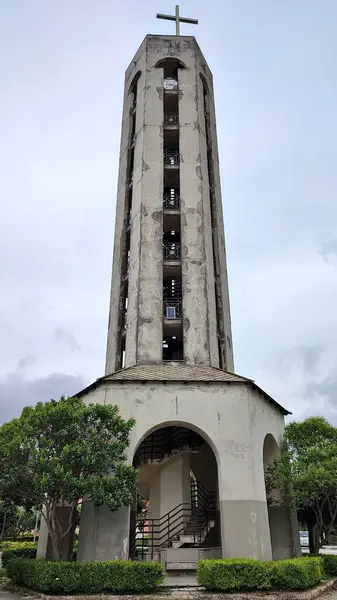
38,10 -> 300,567
105,31 -> 234,375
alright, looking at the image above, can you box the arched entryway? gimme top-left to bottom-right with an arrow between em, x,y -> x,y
129,423 -> 221,564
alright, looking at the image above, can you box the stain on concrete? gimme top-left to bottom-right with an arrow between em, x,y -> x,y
227,335 -> 232,350
142,159 -> 150,173
135,398 -> 144,405
223,439 -> 249,459
139,317 -> 153,327
196,166 -> 203,180
196,153 -> 202,163
156,86 -> 164,101
141,206 -> 148,217
183,317 -> 191,331
151,210 -> 162,222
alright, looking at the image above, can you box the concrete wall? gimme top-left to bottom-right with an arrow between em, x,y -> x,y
77,379 -> 297,561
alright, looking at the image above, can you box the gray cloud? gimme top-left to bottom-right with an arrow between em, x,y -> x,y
0,373 -> 87,425
17,355 -> 36,370
53,328 -> 80,352
319,239 -> 337,264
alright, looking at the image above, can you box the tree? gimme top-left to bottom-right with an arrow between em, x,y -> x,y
0,397 -> 137,560
266,417 -> 337,555
0,502 -> 38,540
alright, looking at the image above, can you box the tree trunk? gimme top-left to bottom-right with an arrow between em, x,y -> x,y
308,521 -> 315,555
312,524 -> 322,556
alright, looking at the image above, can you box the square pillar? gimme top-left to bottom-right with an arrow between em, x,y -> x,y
77,502 -> 130,561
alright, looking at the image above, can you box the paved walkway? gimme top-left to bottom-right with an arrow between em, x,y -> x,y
163,573 -> 198,587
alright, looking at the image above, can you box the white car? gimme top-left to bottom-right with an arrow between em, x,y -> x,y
300,531 -> 309,547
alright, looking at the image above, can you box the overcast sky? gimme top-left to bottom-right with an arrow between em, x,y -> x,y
1,0 -> 337,426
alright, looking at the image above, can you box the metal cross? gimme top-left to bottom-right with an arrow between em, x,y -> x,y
156,5 -> 198,36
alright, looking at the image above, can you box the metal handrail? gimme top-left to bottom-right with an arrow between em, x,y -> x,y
163,298 -> 182,319
164,152 -> 179,165
131,496 -> 217,560
164,114 -> 179,125
163,243 -> 181,259
163,193 -> 180,209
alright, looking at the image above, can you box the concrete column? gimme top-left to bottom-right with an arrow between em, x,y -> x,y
220,498 -> 272,560
149,454 -> 191,520
268,506 -> 301,559
37,506 -> 76,560
136,62 -> 163,364
77,503 -> 130,561
179,65 -> 213,366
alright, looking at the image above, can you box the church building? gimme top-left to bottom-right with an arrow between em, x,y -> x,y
38,10 -> 300,568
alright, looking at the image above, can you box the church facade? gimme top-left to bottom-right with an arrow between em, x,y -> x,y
38,34 -> 300,566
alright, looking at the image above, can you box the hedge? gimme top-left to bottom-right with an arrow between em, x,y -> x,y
197,557 -> 323,592
321,554 -> 337,577
7,558 -> 165,593
1,542 -> 37,567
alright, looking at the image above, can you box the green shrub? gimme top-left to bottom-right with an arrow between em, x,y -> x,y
7,558 -> 165,593
1,542 -> 37,567
271,558 -> 323,589
197,559 -> 273,591
0,541 -> 37,552
197,557 -> 323,592
321,554 -> 337,577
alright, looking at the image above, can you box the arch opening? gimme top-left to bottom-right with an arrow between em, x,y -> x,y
155,57 -> 187,77
129,423 -> 221,562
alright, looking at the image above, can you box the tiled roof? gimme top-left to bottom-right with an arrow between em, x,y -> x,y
76,363 -> 290,415
106,363 -> 250,383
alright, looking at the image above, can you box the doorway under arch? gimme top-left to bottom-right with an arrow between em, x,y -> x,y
129,423 -> 221,562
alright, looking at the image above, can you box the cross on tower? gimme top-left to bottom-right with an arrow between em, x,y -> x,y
156,5 -> 198,36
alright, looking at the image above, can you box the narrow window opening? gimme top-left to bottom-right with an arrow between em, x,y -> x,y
201,74 -> 225,369
115,71 -> 141,370
162,337 -> 184,361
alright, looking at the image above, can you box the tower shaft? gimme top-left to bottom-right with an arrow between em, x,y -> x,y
105,36 -> 233,374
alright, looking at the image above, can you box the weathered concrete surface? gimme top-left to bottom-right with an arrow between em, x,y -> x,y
105,35 -> 235,373
78,378 -> 298,561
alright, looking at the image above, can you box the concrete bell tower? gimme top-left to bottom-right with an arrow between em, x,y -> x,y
38,11 -> 301,568
105,31 -> 234,375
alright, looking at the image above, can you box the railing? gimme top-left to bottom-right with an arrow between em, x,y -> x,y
163,78 -> 178,91
134,427 -> 203,467
163,298 -> 182,319
163,193 -> 180,209
130,481 -> 218,561
163,243 -> 181,260
164,152 -> 179,166
164,114 -> 179,125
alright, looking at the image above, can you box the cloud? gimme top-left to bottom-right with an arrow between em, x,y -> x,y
0,372 -> 87,425
319,239 -> 337,264
17,355 -> 36,370
53,328 -> 80,352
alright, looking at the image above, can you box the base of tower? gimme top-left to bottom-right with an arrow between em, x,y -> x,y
37,366 -> 300,562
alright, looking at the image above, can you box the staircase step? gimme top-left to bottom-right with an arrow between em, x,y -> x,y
166,561 -> 197,571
